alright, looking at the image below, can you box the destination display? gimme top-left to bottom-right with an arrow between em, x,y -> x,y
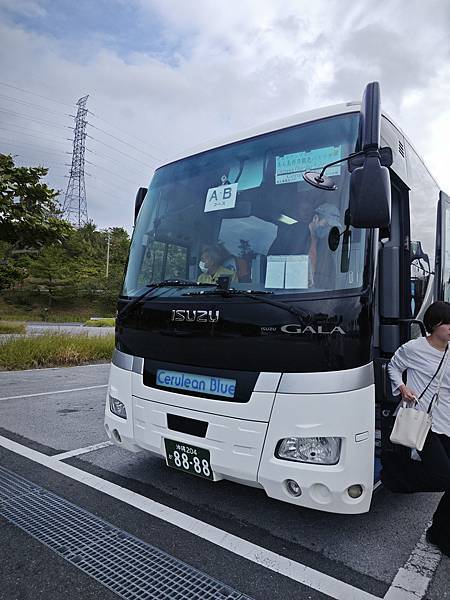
156,369 -> 236,398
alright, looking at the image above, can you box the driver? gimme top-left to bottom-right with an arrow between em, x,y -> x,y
198,245 -> 236,284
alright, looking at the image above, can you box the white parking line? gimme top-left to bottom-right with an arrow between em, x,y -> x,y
0,384 -> 108,401
53,441 -> 113,461
0,434 -> 378,600
383,525 -> 442,599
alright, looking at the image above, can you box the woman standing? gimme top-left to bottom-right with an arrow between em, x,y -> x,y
383,301 -> 450,557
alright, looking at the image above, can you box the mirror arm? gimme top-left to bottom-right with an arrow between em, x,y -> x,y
317,151 -> 365,180
398,318 -> 427,337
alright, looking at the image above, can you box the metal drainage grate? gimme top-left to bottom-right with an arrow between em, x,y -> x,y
0,466 -> 253,600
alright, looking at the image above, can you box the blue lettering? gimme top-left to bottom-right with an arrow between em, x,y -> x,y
157,370 -> 235,397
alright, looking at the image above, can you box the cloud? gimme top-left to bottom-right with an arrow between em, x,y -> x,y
0,0 -> 449,238
0,0 -> 47,18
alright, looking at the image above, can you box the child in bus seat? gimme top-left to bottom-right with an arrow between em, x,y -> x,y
197,245 -> 237,285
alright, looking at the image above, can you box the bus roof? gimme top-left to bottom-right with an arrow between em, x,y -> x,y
160,101 -> 361,168
156,100 -> 440,191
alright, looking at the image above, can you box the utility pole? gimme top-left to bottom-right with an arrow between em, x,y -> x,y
105,230 -> 111,278
63,95 -> 89,227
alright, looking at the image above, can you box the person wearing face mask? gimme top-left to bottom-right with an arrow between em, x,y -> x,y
197,245 -> 236,284
308,202 -> 341,289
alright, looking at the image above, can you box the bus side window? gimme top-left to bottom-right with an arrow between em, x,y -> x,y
410,240 -> 430,317
405,140 -> 440,315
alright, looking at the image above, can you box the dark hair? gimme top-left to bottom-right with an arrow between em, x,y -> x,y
201,244 -> 228,264
423,301 -> 450,333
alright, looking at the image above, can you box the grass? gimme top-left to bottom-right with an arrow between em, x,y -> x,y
0,332 -> 114,371
0,298 -> 115,323
84,318 -> 115,327
0,321 -> 26,334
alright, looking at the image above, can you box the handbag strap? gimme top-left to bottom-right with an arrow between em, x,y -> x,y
418,344 -> 448,401
426,344 -> 449,413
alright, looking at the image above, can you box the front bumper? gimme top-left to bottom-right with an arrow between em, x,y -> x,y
105,362 -> 375,514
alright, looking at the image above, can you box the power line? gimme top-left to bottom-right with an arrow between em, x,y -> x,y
85,159 -> 142,186
0,125 -> 71,147
87,121 -> 160,162
0,81 -> 75,108
88,109 -> 166,159
0,94 -> 70,117
0,107 -> 71,130
86,134 -> 151,169
85,170 -> 135,194
85,147 -> 149,180
0,138 -> 71,158
0,123 -> 148,177
84,179 -> 128,205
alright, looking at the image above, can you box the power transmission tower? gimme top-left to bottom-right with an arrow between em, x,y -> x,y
63,95 -> 89,227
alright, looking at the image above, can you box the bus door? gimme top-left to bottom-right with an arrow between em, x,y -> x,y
374,177 -> 414,474
435,191 -> 450,301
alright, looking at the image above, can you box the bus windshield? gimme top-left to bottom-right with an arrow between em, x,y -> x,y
123,113 -> 364,297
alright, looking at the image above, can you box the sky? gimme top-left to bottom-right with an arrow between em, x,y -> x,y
0,0 -> 449,233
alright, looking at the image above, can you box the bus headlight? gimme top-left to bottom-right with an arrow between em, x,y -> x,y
276,436 -> 341,465
109,395 -> 127,419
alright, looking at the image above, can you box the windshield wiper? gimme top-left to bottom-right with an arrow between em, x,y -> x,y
117,279 -> 216,323
183,288 -> 309,324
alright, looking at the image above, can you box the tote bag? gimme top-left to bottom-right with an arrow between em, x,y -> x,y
390,345 -> 449,451
389,402 -> 432,451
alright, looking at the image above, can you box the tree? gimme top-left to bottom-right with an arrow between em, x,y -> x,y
0,154 -> 73,290
0,154 -> 72,250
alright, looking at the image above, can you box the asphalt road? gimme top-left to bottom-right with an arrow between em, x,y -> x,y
0,364 -> 448,600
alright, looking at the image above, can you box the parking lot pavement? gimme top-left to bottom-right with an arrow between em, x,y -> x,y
0,364 -> 110,453
0,364 -> 448,600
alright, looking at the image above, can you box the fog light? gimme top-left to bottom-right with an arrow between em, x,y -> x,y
276,437 -> 341,465
112,429 -> 122,443
285,479 -> 302,497
109,395 -> 127,419
347,484 -> 363,499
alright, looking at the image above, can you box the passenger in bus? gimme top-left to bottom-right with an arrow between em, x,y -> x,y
197,245 -> 237,285
308,202 -> 341,289
268,197 -> 314,255
383,301 -> 450,557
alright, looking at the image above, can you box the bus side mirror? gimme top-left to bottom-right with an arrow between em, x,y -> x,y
348,81 -> 392,229
134,187 -> 147,224
348,153 -> 391,228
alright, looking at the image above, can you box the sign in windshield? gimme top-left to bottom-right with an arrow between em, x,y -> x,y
123,113 -> 365,297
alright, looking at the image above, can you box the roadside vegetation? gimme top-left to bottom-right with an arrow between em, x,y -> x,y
0,332 -> 114,370
0,154 -> 128,323
0,321 -> 26,334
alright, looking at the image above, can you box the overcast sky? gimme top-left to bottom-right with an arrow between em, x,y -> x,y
0,0 -> 449,233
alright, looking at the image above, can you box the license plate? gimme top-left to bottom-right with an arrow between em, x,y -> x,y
164,439 -> 214,481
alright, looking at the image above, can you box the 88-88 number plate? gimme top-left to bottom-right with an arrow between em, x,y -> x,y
164,439 -> 214,481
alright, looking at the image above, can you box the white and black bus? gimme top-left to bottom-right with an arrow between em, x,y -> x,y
105,82 -> 450,514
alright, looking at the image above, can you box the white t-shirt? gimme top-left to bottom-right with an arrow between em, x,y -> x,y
388,336 -> 450,436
